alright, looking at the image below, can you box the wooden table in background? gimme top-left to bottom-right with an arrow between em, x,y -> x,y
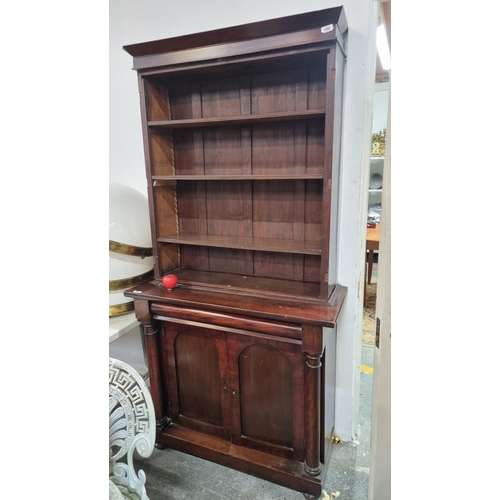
365,224 -> 380,307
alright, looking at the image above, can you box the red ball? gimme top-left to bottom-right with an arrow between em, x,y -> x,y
162,274 -> 178,290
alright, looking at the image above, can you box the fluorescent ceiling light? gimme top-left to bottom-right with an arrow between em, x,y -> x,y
376,23 -> 391,70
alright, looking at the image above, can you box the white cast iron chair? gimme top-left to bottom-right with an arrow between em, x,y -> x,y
109,357 -> 156,500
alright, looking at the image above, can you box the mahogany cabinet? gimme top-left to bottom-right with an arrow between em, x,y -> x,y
123,7 -> 348,498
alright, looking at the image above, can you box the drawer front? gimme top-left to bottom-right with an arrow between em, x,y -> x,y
152,303 -> 302,340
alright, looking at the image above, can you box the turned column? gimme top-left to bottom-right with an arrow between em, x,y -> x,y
134,298 -> 169,430
302,324 -> 323,477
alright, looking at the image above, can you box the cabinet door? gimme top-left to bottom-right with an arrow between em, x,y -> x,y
163,321 -> 231,440
228,334 -> 305,461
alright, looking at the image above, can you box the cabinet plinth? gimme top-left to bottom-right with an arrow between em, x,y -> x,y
123,6 -> 348,497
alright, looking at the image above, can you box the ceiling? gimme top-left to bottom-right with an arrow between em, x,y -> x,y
375,0 -> 391,83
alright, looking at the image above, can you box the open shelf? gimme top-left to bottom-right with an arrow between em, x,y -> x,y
168,268 -> 321,300
157,234 -> 322,255
139,41 -> 335,299
148,110 -> 325,129
153,174 -> 324,182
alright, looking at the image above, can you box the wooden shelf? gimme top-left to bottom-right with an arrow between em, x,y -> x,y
157,234 -> 322,255
153,174 -> 324,182
167,268 -> 321,300
148,109 -> 325,129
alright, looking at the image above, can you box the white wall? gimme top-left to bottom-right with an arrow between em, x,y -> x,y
109,0 -> 377,441
372,81 -> 390,134
368,89 -> 391,500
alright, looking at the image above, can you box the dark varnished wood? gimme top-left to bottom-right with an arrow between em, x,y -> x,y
149,109 -> 325,128
157,234 -> 322,255
123,7 -> 347,57
124,8 -> 348,497
144,53 -> 328,291
151,304 -> 302,339
302,325 -> 324,476
128,27 -> 341,72
133,299 -> 168,428
155,424 -> 324,497
152,174 -> 324,181
227,333 -> 305,461
164,322 -> 231,439
170,268 -> 322,300
126,281 -> 346,327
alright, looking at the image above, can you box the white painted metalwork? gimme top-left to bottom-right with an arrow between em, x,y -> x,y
109,357 -> 155,500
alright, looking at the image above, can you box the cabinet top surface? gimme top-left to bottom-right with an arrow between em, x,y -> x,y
123,6 -> 347,58
124,281 -> 347,327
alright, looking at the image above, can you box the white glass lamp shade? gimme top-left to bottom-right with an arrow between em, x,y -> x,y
109,288 -> 134,308
109,183 -> 152,248
109,183 -> 153,316
109,252 -> 154,281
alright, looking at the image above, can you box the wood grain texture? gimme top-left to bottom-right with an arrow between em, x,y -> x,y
148,109 -> 325,128
123,7 -> 347,57
152,304 -> 302,339
127,280 -> 347,326
155,424 -> 324,497
125,9 -> 348,496
157,233 -> 322,255
129,29 -> 339,71
164,323 -> 231,439
230,337 -> 305,461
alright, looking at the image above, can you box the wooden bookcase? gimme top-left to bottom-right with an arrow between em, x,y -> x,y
123,7 -> 348,498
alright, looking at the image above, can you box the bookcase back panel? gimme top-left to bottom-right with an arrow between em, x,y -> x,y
306,65 -> 327,110
304,120 -> 325,175
251,122 -> 297,175
172,130 -> 205,175
303,254 -> 322,282
165,120 -> 324,177
304,179 -> 324,241
169,82 -> 202,120
205,180 -> 253,237
178,245 -> 209,271
203,247 -> 252,276
251,69 -> 308,114
250,120 -> 325,175
253,251 -> 306,281
202,127 -> 245,175
179,246 -> 321,284
173,179 -> 322,239
175,181 -> 207,234
201,76 -> 247,117
146,59 -> 327,120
